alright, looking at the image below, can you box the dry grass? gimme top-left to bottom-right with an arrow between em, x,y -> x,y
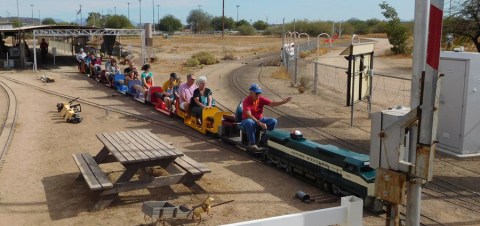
117,35 -> 283,84
271,66 -> 289,80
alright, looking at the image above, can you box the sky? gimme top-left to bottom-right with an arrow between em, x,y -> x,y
1,0 -> 427,25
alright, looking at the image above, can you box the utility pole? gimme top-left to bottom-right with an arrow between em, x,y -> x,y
38,10 -> 41,25
16,0 -> 19,26
157,5 -> 159,28
339,21 -> 342,37
30,4 -> 34,25
332,21 -> 335,37
282,18 -> 285,63
236,5 -> 239,24
152,0 -> 155,33
128,2 -> 130,21
449,0 -> 451,15
139,0 -> 142,26
222,0 -> 224,38
80,4 -> 83,26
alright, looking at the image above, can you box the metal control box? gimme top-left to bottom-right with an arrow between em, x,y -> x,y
437,51 -> 480,156
370,106 -> 413,172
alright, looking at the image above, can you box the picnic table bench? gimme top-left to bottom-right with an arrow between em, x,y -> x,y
72,129 -> 211,211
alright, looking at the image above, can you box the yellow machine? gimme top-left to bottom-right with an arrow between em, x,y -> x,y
56,97 -> 83,124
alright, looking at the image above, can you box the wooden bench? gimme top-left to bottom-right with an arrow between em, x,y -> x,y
72,153 -> 113,191
173,155 -> 211,177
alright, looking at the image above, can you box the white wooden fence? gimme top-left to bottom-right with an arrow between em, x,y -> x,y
221,196 -> 363,226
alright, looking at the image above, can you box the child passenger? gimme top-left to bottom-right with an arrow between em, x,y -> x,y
165,80 -> 179,112
143,76 -> 153,99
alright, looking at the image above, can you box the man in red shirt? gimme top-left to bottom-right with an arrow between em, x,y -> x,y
241,84 -> 292,151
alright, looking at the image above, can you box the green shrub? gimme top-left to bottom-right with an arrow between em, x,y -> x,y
191,51 -> 218,65
237,25 -> 256,35
299,51 -> 311,59
185,58 -> 200,67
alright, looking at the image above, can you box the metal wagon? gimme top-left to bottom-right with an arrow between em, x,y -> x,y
142,201 -> 192,224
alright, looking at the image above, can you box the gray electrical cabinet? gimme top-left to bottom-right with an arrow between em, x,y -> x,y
437,51 -> 480,157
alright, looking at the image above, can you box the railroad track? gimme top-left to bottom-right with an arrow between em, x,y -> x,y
224,53 -> 460,226
1,55 -> 478,225
227,53 -> 370,154
0,79 -> 18,172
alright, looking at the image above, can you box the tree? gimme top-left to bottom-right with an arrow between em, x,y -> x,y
379,1 -> 408,54
42,18 -> 56,25
158,15 -> 183,32
235,19 -> 250,28
253,20 -> 268,30
11,19 -> 22,27
86,12 -> 108,28
444,0 -> 480,52
210,16 -> 235,31
104,15 -> 133,29
186,9 -> 212,33
346,18 -> 369,35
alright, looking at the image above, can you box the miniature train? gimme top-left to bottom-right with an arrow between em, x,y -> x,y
85,71 -> 383,212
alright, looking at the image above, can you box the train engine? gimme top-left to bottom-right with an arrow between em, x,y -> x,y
265,129 -> 383,211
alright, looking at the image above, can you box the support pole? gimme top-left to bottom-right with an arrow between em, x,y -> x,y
33,32 -> 37,71
314,63 -> 318,94
141,30 -> 146,65
350,56 -> 356,127
407,1 -> 430,225
407,1 -> 444,226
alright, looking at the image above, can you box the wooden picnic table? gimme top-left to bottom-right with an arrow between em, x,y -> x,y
72,129 -> 211,211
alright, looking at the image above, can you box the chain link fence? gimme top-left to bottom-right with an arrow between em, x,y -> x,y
281,38 -> 411,128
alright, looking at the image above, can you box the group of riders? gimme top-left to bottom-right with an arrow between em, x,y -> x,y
75,48 -> 292,151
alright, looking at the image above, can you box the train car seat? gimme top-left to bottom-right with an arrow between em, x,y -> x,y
127,80 -> 142,96
114,74 -> 128,93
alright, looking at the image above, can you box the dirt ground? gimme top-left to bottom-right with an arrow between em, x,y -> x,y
0,35 -> 479,226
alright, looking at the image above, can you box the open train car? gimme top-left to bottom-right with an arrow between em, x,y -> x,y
113,74 -> 128,94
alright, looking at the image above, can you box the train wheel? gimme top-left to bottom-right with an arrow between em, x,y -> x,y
322,182 -> 332,193
260,151 -> 268,162
331,184 -> 340,195
285,165 -> 292,173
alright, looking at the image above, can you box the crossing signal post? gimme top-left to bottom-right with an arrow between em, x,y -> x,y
369,1 -> 444,226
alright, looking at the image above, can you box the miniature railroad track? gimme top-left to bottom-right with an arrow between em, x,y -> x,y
1,54 -> 477,225
424,177 -> 480,213
0,78 -> 18,172
226,53 -> 461,225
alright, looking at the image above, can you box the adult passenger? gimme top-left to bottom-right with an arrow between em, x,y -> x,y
190,76 -> 213,124
104,59 -> 118,86
241,84 -> 292,151
40,38 -> 48,64
178,74 -> 198,114
76,48 -> 87,73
